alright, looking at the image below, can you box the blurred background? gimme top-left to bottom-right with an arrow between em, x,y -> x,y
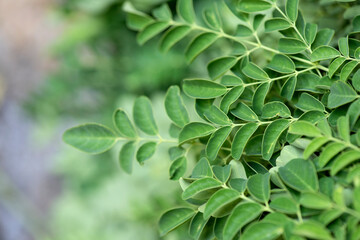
0,0 -> 357,239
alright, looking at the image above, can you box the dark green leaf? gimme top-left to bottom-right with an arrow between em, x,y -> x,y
311,46 -> 340,62
293,220 -> 333,240
232,122 -> 259,160
159,208 -> 195,236
189,212 -> 209,240
347,99 -> 360,128
183,79 -> 227,99
305,23 -> 317,45
311,28 -> 334,50
160,25 -> 192,52
203,189 -> 240,219
185,33 -> 218,63
338,37 -> 349,57
328,57 -> 346,79
229,178 -> 247,193
319,142 -> 346,167
221,75 -> 243,86
262,119 -> 291,160
328,81 -> 357,108
231,102 -> 258,122
206,126 -> 233,161
253,83 -> 270,114
303,137 -> 328,159
169,156 -> 187,180
352,69 -> 360,91
340,61 -> 359,82
208,57 -> 238,80
295,93 -> 325,112
235,24 -> 253,37
261,101 -> 291,119
152,4 -> 172,21
204,105 -> 232,125
243,62 -> 269,80
279,38 -> 307,54
288,121 -> 322,137
269,195 -> 297,214
267,54 -> 295,73
213,165 -> 231,183
281,76 -> 297,100
220,85 -> 244,113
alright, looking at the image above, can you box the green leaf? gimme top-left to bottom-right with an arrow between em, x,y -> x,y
136,141 -> 157,164
247,173 -> 270,203
221,75 -> 243,86
204,105 -> 232,125
185,33 -> 219,63
279,158 -> 318,192
229,178 -> 247,193
281,76 -> 297,100
63,123 -> 117,154
137,21 -> 169,45
237,0 -> 272,13
328,57 -> 346,79
311,46 -> 340,62
213,165 -> 231,183
214,216 -> 228,240
160,25 -> 192,52
179,122 -> 216,145
319,142 -> 346,167
267,54 -> 295,73
352,69 -> 360,91
353,15 -> 360,32
232,122 -> 259,160
286,0 -> 299,22
303,137 -> 328,159
133,96 -> 158,135
223,202 -> 263,240
169,156 -> 187,180
220,85 -> 244,113
122,2 -> 153,31
288,121 -> 322,137
293,220 -> 333,240
231,102 -> 258,122
169,146 -> 185,161
328,81 -> 358,108
159,208 -> 195,236
152,4 -> 172,21
253,14 -> 265,30
241,222 -> 283,240
192,157 -> 213,178
295,93 -> 325,112
182,177 -> 222,200
253,83 -> 270,115
331,150 -> 360,175
195,99 -> 214,120
206,126 -> 233,161
235,24 -> 253,37
337,116 -> 350,142
183,79 -> 227,99
305,23 -> 317,45
269,196 -> 297,214
261,101 -> 291,119
189,212 -> 209,240
113,109 -> 137,138
340,61 -> 359,82
279,38 -> 307,54
300,192 -> 333,209
177,0 -> 195,23
265,18 -> 291,32
165,86 -> 190,127
338,37 -> 349,56
208,57 -> 238,80
262,119 -> 291,160
311,28 -> 334,50
169,124 -> 181,138
203,189 -> 240,219
119,141 -> 136,174
347,98 -> 360,128
243,62 -> 269,81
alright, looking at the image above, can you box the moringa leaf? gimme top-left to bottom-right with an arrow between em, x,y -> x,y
261,101 -> 291,119
293,220 -> 333,240
265,18 -> 291,32
231,102 -> 258,122
295,93 -> 325,112
133,96 -> 158,135
328,81 -> 358,108
286,0 -> 299,22
288,121 -> 322,137
160,25 -> 192,52
169,156 -> 187,180
253,82 -> 271,115
208,57 -> 238,80
159,208 -> 195,236
328,57 -> 346,79
113,109 -> 137,138
213,165 -> 231,183
232,122 -> 259,160
203,189 -> 240,219
177,0 -> 195,23
179,122 -> 216,144
267,54 -> 295,73
188,212 -> 209,240
137,21 -> 170,45
237,0 -> 272,13
241,222 -> 283,240
281,76 -> 297,100
300,192 -> 333,209
235,24 -> 253,37
331,150 -> 360,175
192,157 -> 213,179
206,126 -> 232,161
182,177 -> 222,200
119,141 -> 136,174
305,23 -> 317,45
247,173 -> 270,203
340,61 -> 359,82
204,105 -> 232,125
311,46 -> 340,62
220,85 -> 244,113
185,33 -> 219,63
136,141 -> 157,165
319,142 -> 346,168
183,79 -> 227,99
269,196 -> 297,214
243,62 -> 269,80
165,86 -> 190,127
279,38 -> 307,54
262,119 -> 291,160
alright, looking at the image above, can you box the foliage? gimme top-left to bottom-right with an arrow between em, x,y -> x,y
64,0 -> 360,239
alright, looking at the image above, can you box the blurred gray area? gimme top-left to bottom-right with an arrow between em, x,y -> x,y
0,0 -> 60,239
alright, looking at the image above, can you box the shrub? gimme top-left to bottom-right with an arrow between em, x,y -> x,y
63,0 -> 360,239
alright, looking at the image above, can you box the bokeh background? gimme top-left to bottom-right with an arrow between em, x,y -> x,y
0,0 -> 358,239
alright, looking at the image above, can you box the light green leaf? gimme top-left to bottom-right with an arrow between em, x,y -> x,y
253,14 -> 265,30
305,23 -> 317,45
253,83 -> 270,114
303,137 -> 328,159
113,109 -> 137,138
319,142 -> 346,167
179,122 -> 216,144
288,121 -> 322,137
133,96 -> 158,135
261,101 -> 291,119
300,192 -> 333,209
317,209 -> 343,225
232,122 -> 259,160
136,141 -> 157,164
169,123 -> 181,138
337,116 -> 350,142
262,119 -> 291,160
293,220 -> 333,240
295,93 -> 325,112
169,146 -> 185,161
208,57 -> 237,80
137,21 -> 169,45
286,0 -> 299,22
213,165 -> 231,183
237,0 -> 272,13
347,98 -> 360,128
203,189 -> 240,219
281,76 -> 297,100
247,173 -> 270,203
183,79 -> 227,99
204,105 -> 232,125
269,196 -> 297,214
223,202 -> 263,240
185,33 -> 219,63
331,150 -> 360,175
311,46 -> 340,62
165,86 -> 189,127
265,18 -> 291,32
63,123 -> 117,154
235,24 -> 253,37
206,126 -> 233,161
279,38 -> 307,54
122,2 -> 153,31
241,222 -> 283,240
159,208 -> 195,236
189,212 -> 209,240
182,177 -> 222,200
352,69 -> 360,91
160,25 -> 192,52
220,85 -> 244,113
328,57 -> 346,79
279,158 -> 318,192
340,61 -> 359,82
119,141 -> 136,174
243,62 -> 269,80
229,178 -> 247,193
221,75 -> 243,86
177,0 -> 195,23
152,4 -> 172,21
311,28 -> 334,50
214,216 -> 228,240
192,157 -> 213,178
328,81 -> 358,108
231,102 -> 258,122
267,54 -> 295,73
169,156 -> 187,180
